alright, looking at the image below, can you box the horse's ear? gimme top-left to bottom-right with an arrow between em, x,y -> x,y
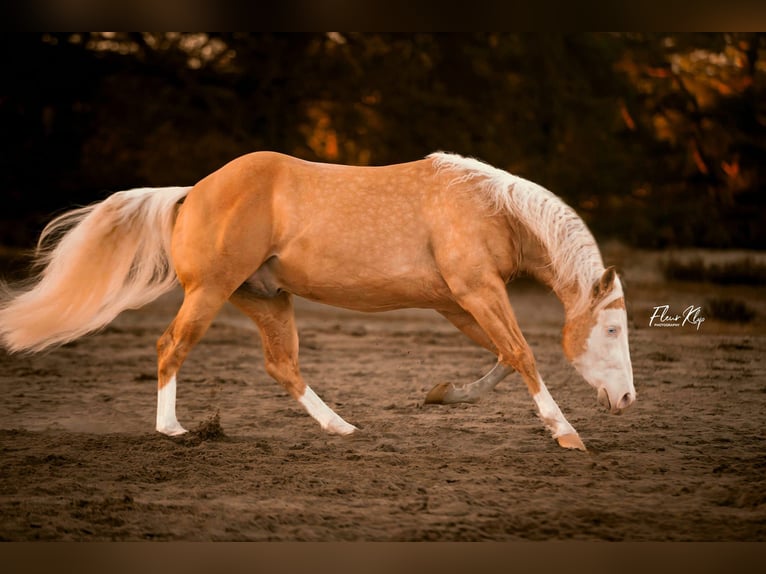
592,266 -> 617,301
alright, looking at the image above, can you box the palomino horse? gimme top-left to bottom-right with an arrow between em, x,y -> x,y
0,152 -> 635,451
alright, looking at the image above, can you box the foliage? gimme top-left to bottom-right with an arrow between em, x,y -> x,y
1,33 -> 764,249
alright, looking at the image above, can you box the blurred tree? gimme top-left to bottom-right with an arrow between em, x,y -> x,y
614,32 -> 766,247
0,33 -> 763,249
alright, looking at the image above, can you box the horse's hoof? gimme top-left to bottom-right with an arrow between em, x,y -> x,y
557,433 -> 587,451
326,418 -> 358,436
424,382 -> 453,404
157,425 -> 188,437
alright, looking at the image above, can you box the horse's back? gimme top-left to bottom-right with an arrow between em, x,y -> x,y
179,151 -> 450,255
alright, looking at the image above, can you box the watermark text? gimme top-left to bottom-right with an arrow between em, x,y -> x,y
649,304 -> 705,330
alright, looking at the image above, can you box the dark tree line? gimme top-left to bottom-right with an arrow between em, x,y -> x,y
1,33 -> 764,248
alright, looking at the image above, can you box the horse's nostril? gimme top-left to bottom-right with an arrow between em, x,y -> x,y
618,392 -> 634,410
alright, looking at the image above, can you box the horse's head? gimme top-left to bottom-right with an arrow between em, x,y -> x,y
562,266 -> 636,415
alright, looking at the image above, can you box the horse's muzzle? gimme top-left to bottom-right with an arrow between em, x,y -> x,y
598,387 -> 635,414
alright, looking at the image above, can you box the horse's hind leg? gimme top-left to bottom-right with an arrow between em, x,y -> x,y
156,287 -> 229,435
229,291 -> 357,435
425,309 -> 514,404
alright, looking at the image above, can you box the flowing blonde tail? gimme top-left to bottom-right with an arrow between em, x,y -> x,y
0,186 -> 192,353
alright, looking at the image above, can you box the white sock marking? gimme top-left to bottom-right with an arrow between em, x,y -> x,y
156,375 -> 188,436
298,385 -> 357,435
532,378 -> 577,439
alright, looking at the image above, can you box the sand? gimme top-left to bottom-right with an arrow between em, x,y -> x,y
1,249 -> 765,541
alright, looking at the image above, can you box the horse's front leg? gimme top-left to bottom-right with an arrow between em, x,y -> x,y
444,275 -> 586,451
425,361 -> 514,404
425,309 -> 514,404
229,291 -> 357,435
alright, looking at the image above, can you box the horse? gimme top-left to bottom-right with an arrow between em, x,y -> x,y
0,151 -> 635,451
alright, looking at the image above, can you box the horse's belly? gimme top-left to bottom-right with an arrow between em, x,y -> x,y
289,283 -> 449,312
271,253 -> 451,312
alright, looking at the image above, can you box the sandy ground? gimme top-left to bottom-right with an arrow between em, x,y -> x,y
1,248 -> 765,541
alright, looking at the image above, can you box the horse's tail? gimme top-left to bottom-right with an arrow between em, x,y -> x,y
0,186 -> 192,353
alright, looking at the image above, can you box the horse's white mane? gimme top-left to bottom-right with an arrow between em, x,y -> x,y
428,152 -> 605,315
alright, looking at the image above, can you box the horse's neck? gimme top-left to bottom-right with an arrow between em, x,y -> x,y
517,231 -> 595,317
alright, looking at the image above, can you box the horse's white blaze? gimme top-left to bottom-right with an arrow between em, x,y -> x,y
298,385 -> 358,435
532,377 -> 577,439
573,306 -> 635,414
156,375 -> 188,436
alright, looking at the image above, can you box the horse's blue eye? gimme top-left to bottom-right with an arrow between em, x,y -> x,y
607,326 -> 618,335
